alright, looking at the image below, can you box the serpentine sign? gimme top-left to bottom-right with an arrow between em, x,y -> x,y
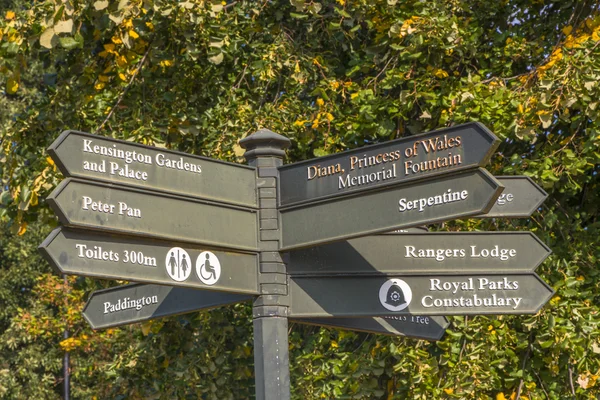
40,122 -> 554,400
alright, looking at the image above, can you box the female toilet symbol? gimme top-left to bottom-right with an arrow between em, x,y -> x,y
196,251 -> 221,285
165,247 -> 192,282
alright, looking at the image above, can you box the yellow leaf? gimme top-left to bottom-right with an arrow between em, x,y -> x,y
17,222 -> 27,236
123,19 -> 133,29
129,29 -> 139,39
562,25 -> 573,35
98,51 -> 109,58
517,104 -> 524,113
145,22 -> 154,31
46,157 -> 55,167
141,321 -> 152,335
116,55 -> 128,67
30,192 -> 38,207
316,98 -> 324,107
118,73 -> 127,81
496,393 -> 507,400
6,77 -> 19,94
330,341 -> 338,348
103,43 -> 116,52
5,11 -> 15,20
434,68 -> 449,79
94,82 -> 105,90
98,75 -> 109,82
293,120 -> 307,127
444,388 -> 454,394
325,113 -> 334,121
350,93 -> 359,100
111,35 -> 123,44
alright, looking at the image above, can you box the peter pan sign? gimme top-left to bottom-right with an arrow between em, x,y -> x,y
47,178 -> 258,252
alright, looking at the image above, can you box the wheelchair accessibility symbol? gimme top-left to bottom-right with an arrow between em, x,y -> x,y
196,251 -> 221,285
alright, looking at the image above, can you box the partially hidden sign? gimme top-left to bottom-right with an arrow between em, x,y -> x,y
48,130 -> 257,207
39,228 -> 260,295
47,178 -> 258,252
292,315 -> 450,341
484,176 -> 548,218
278,122 -> 499,207
83,284 -> 253,330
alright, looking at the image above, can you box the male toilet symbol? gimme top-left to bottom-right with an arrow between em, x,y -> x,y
165,247 -> 192,282
379,279 -> 412,312
196,251 -> 221,285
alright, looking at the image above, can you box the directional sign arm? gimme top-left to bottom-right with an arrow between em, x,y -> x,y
278,122 -> 500,207
286,231 -> 551,276
83,284 -> 253,330
39,227 -> 260,295
292,315 -> 450,341
482,176 -> 548,218
280,169 -> 504,250
289,274 -> 554,317
48,130 -> 258,207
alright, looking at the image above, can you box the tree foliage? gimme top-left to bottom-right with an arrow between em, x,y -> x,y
1,0 -> 599,399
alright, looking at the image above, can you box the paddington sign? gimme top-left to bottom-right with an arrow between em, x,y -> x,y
83,284 -> 253,330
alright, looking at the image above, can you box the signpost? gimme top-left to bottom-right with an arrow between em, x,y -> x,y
39,123 -> 555,400
39,228 -> 260,295
292,315 -> 450,340
286,231 -> 551,275
484,176 -> 548,218
48,130 -> 257,207
288,274 -> 554,317
47,178 -> 258,252
280,168 -> 504,250
83,284 -> 253,330
278,122 -> 499,207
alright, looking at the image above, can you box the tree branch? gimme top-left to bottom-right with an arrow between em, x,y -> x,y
94,42 -> 153,134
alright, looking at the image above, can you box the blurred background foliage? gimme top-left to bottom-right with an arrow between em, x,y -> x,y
0,0 -> 599,398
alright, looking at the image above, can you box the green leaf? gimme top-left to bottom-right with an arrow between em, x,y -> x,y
208,52 -> 224,65
58,37 -> 80,50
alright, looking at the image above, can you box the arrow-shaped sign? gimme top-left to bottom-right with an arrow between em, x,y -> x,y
483,176 -> 548,218
287,232 -> 551,275
288,274 -> 554,317
47,178 -> 258,252
280,168 -> 503,250
48,130 -> 257,208
279,122 -> 499,207
292,315 -> 450,341
83,284 -> 253,330
39,228 -> 260,295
